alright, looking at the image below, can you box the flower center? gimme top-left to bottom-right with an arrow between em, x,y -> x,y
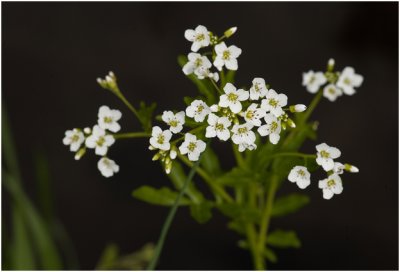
222,50 -> 231,60
327,179 -> 336,187
328,87 -> 336,94
102,159 -> 111,167
104,116 -> 113,123
238,127 -> 248,134
246,110 -> 254,120
215,123 -> 225,131
254,83 -> 260,92
270,121 -> 278,132
227,93 -> 238,102
196,105 -> 204,113
157,134 -> 165,144
320,150 -> 330,158
309,76 -> 316,84
194,58 -> 203,67
188,142 -> 197,152
269,98 -> 278,107
169,120 -> 178,127
71,134 -> 80,142
96,136 -> 105,147
344,77 -> 351,85
196,34 -> 205,41
297,169 -> 305,177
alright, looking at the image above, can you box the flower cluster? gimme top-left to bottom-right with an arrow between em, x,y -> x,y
288,143 -> 359,200
302,59 -> 364,102
148,25 -> 308,174
63,105 -> 121,177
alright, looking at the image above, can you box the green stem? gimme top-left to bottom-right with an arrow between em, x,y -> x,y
113,132 -> 150,139
177,154 -> 233,203
209,78 -> 224,95
232,144 -> 246,169
114,89 -> 141,122
268,152 -> 316,160
147,142 -> 210,270
245,224 -> 264,270
300,89 -> 323,124
172,125 -> 206,145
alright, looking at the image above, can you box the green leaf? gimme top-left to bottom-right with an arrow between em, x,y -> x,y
200,146 -> 222,177
137,101 -> 157,133
132,186 -> 191,206
177,55 -> 216,104
228,220 -> 246,235
96,243 -> 119,270
217,203 -> 261,223
263,247 -> 278,263
215,167 -> 259,187
190,202 -> 213,224
267,229 -> 301,248
272,193 -> 310,217
167,162 -> 204,203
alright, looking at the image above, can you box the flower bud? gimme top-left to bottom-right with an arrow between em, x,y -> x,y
84,127 -> 91,134
344,163 -> 359,173
74,148 -> 86,160
152,152 -> 161,161
327,58 -> 335,72
287,118 -> 296,128
170,149 -> 177,159
224,27 -> 237,38
165,160 -> 173,174
290,104 -> 307,113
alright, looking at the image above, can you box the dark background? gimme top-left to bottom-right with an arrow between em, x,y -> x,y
3,2 -> 398,270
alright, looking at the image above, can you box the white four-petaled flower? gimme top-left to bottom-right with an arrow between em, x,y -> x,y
98,157 -> 119,178
318,173 -> 343,200
213,42 -> 242,71
302,70 -> 327,93
182,53 -> 212,79
186,100 -> 211,122
336,67 -> 364,95
97,105 -> 122,133
249,78 -> 268,100
162,111 -> 185,134
242,103 -> 266,127
205,113 -> 232,141
288,166 -> 311,189
179,133 -> 206,161
257,113 -> 282,144
63,128 -> 85,152
149,126 -> 172,151
315,143 -> 341,171
231,122 -> 256,152
184,25 -> 210,52
219,83 -> 249,113
85,125 -> 115,156
323,84 -> 343,102
261,89 -> 287,117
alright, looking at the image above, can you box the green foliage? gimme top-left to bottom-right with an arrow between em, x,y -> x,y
96,243 -> 119,270
137,101 -> 157,133
215,167 -> 265,187
267,229 -> 301,248
272,193 -> 310,217
200,146 -> 222,177
263,247 -> 278,263
217,203 -> 261,223
190,202 -> 213,224
132,186 -> 191,206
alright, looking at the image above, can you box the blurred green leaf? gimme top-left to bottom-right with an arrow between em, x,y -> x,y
228,220 -> 246,235
33,149 -> 53,222
217,203 -> 261,223
263,247 -> 278,263
267,229 -> 301,248
137,101 -> 157,133
200,146 -> 222,177
96,243 -> 119,270
272,193 -> 310,217
190,202 -> 213,224
216,167 -> 265,187
132,186 -> 191,206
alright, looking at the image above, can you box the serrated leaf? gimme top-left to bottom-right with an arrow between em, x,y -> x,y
132,186 -> 191,206
267,229 -> 301,248
217,203 -> 261,223
272,193 -> 310,217
190,202 -> 213,224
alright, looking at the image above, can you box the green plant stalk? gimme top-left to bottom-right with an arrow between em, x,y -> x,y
114,132 -> 151,139
177,154 -> 233,203
210,78 -> 224,95
147,142 -> 209,270
114,88 -> 141,122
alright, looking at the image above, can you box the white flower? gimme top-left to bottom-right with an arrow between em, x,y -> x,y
242,103 -> 266,127
213,42 -> 242,71
323,84 -> 343,102
302,70 -> 327,93
337,67 -> 364,95
186,100 -> 211,122
316,143 -> 341,171
182,53 -> 212,79
210,104 -> 219,112
205,113 -> 231,141
179,133 -> 206,161
162,111 -> 185,134
257,113 -> 282,144
288,166 -> 311,189
333,162 -> 345,175
261,89 -> 287,117
184,25 -> 210,52
219,83 -> 249,113
85,125 -> 115,156
335,162 -> 359,174
318,173 -> 343,200
97,105 -> 122,133
98,157 -> 119,178
63,129 -> 85,152
249,78 -> 268,100
149,126 -> 172,151
289,104 -> 307,113
208,71 -> 219,82
231,122 -> 256,151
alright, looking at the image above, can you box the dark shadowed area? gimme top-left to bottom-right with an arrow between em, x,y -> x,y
2,2 -> 398,270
